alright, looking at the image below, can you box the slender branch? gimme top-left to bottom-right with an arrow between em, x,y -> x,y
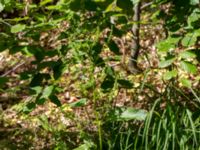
141,1 -> 154,10
1,61 -> 26,77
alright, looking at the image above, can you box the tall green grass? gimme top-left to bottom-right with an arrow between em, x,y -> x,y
100,85 -> 200,150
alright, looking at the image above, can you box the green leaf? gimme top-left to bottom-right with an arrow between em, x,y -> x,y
53,60 -> 66,80
117,79 -> 133,89
91,42 -> 102,56
190,0 -> 199,5
11,24 -> 26,33
36,98 -> 46,105
73,141 -> 96,150
180,78 -> 192,88
101,75 -> 115,92
49,95 -> 61,106
39,0 -> 53,6
180,61 -> 197,74
0,77 -> 8,87
159,57 -> 175,68
85,0 -> 98,11
156,37 -> 180,53
30,73 -> 44,87
30,86 -> 43,95
0,3 -> 4,12
69,0 -> 82,11
23,102 -> 36,114
163,70 -> 178,80
107,40 -> 120,55
116,0 -> 133,14
41,85 -> 54,99
179,50 -> 196,59
181,33 -> 197,47
69,98 -> 87,108
105,66 -> 115,77
130,0 -> 140,5
187,8 -> 200,27
108,107 -> 147,121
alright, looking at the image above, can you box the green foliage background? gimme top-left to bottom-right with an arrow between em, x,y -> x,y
0,0 -> 200,149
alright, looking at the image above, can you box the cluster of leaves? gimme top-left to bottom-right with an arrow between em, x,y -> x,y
156,0 -> 200,86
0,0 -> 200,149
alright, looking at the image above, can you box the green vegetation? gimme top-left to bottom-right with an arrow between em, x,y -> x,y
0,0 -> 200,149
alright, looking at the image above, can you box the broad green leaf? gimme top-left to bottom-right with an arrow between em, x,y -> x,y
180,61 -> 197,74
39,0 -> 53,6
181,33 -> 197,47
117,79 -> 133,89
159,57 -> 175,68
91,42 -> 102,56
69,98 -> 87,108
30,86 -> 43,95
105,66 -> 115,77
73,141 -> 96,150
187,8 -> 200,26
180,78 -> 192,88
95,0 -> 114,10
11,24 -> 26,33
107,40 -> 120,55
69,0 -> 82,11
53,60 -> 67,80
157,36 -> 180,52
49,95 -> 61,106
0,77 -> 8,87
85,0 -> 98,11
163,70 -> 178,80
41,85 -> 54,99
190,0 -> 199,5
179,50 -> 196,59
0,3 -> 4,12
36,98 -> 46,105
101,75 -> 115,92
23,102 -> 36,114
108,107 -> 147,121
30,73 -> 44,87
130,0 -> 140,5
116,0 -> 133,13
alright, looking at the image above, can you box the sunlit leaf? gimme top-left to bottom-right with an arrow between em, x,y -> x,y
179,50 -> 196,59
159,57 -> 176,68
180,61 -> 197,74
0,3 -> 4,12
69,98 -> 87,108
108,107 -> 147,121
157,37 -> 180,53
190,0 -> 199,5
23,102 -> 36,114
11,24 -> 26,33
30,86 -> 43,95
180,78 -> 192,88
41,85 -> 54,99
39,0 -> 53,6
163,70 -> 178,80
181,33 -> 197,47
73,141 -> 96,150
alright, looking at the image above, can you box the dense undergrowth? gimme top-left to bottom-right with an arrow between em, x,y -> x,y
0,0 -> 200,149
